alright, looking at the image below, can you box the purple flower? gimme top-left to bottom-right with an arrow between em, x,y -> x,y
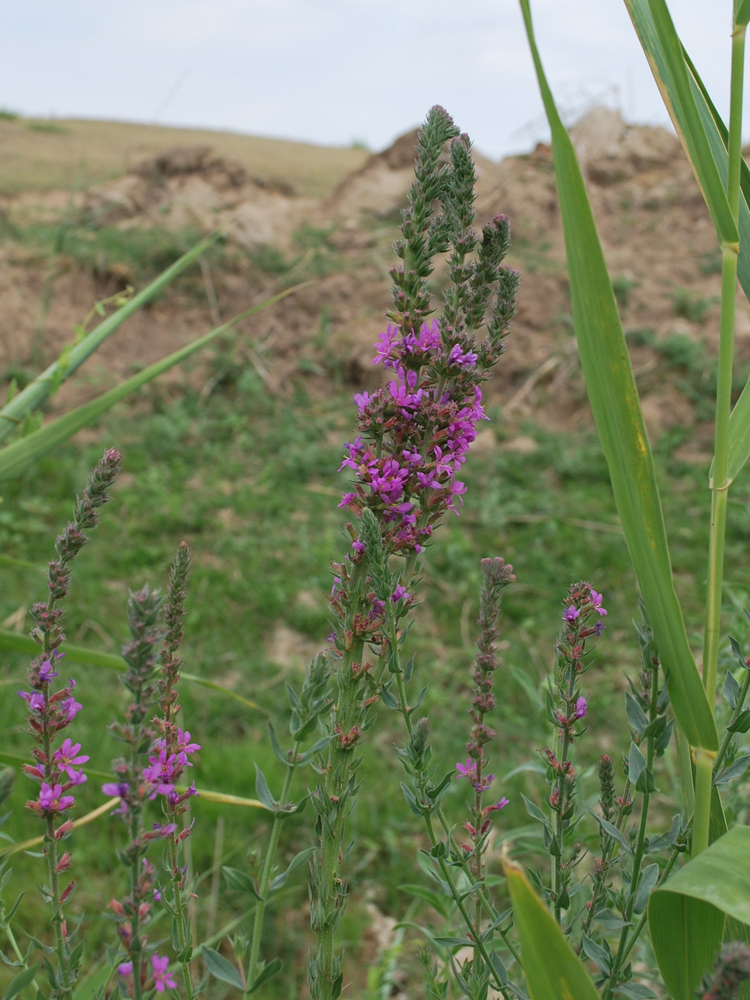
152,954 -> 177,992
574,697 -> 587,720
18,690 -> 45,712
484,797 -> 510,813
102,781 -> 129,798
352,539 -> 366,554
563,605 -> 580,622
391,585 -> 410,603
117,962 -> 133,977
456,759 -> 478,782
53,738 -> 89,777
36,782 -> 75,813
38,655 -> 61,682
590,590 -> 607,616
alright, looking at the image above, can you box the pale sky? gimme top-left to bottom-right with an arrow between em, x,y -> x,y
1,1 -> 743,160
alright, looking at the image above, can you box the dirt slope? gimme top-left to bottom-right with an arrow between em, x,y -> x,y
1,107 -> 744,447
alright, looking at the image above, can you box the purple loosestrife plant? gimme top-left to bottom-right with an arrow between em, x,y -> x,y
308,106 -> 519,1000
542,582 -> 607,925
150,542 -> 199,1000
457,558 -> 514,937
19,448 -> 121,1000
105,582 -> 185,1000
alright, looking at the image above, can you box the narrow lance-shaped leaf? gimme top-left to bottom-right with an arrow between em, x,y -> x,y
0,284 -> 303,483
503,856 -> 600,1000
519,0 -> 717,751
0,233 -> 221,443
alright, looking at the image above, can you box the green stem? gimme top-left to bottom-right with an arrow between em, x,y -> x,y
168,833 -> 196,1000
605,663 -> 659,997
699,13 -> 745,852
245,755 -> 299,993
314,635 -> 365,1000
44,815 -> 74,1000
391,656 -> 517,995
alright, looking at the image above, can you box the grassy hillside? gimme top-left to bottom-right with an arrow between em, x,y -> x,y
0,116 -> 370,198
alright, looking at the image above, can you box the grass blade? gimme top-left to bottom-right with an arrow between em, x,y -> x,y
0,627 -> 266,713
626,3 -> 750,486
624,0 -> 737,244
0,233 -> 222,443
0,284 -> 303,483
519,0 -> 717,751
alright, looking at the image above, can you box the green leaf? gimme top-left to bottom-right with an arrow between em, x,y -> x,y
398,884 -> 452,920
0,284 -> 302,483
254,765 -> 276,811
649,826 -> 750,998
200,946 -> 244,990
519,0 -> 717,752
222,867 -> 257,896
0,628 -> 265,714
0,235 -> 221,444
737,0 -> 750,28
624,4 -> 750,485
267,847 -> 315,892
504,857 -> 600,1000
624,0 -> 736,244
4,963 -> 40,1000
248,959 -> 282,994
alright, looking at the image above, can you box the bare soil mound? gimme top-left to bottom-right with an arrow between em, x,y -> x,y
1,108 -> 746,445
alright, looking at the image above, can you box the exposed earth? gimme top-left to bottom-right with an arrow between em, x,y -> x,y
1,107 -> 745,453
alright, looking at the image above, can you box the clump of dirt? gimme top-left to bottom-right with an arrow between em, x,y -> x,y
1,109 -> 746,443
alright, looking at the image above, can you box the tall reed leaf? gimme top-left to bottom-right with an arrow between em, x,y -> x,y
0,286 -> 301,482
624,1 -> 750,485
503,857 -> 600,1000
624,0 -> 737,245
519,0 -> 717,751
0,233 -> 222,443
649,826 -> 750,998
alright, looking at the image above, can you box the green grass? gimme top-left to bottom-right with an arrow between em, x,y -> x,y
1,347 -> 747,996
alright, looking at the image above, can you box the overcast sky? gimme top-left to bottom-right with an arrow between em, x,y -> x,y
1,1 -> 743,160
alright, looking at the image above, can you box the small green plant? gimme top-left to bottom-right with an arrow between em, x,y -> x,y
612,274 -> 636,308
25,121 -> 68,135
672,286 -> 717,323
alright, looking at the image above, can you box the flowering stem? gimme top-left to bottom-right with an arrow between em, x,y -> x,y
168,834 -> 196,1000
604,657 -> 659,998
44,814 -> 74,1000
246,751 -> 299,995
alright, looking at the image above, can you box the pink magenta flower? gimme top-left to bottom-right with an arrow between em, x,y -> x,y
574,697 -> 588,720
117,962 -> 133,977
152,954 -> 177,992
37,782 -> 75,813
456,759 -> 478,782
53,738 -> 89,777
590,590 -> 608,615
563,605 -> 580,622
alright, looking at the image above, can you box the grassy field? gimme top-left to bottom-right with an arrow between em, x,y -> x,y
0,116 -> 369,198
2,117 -> 750,995
2,350 -> 749,995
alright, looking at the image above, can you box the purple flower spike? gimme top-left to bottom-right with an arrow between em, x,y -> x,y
574,696 -> 588,720
563,605 -> 581,622
152,954 -> 177,992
